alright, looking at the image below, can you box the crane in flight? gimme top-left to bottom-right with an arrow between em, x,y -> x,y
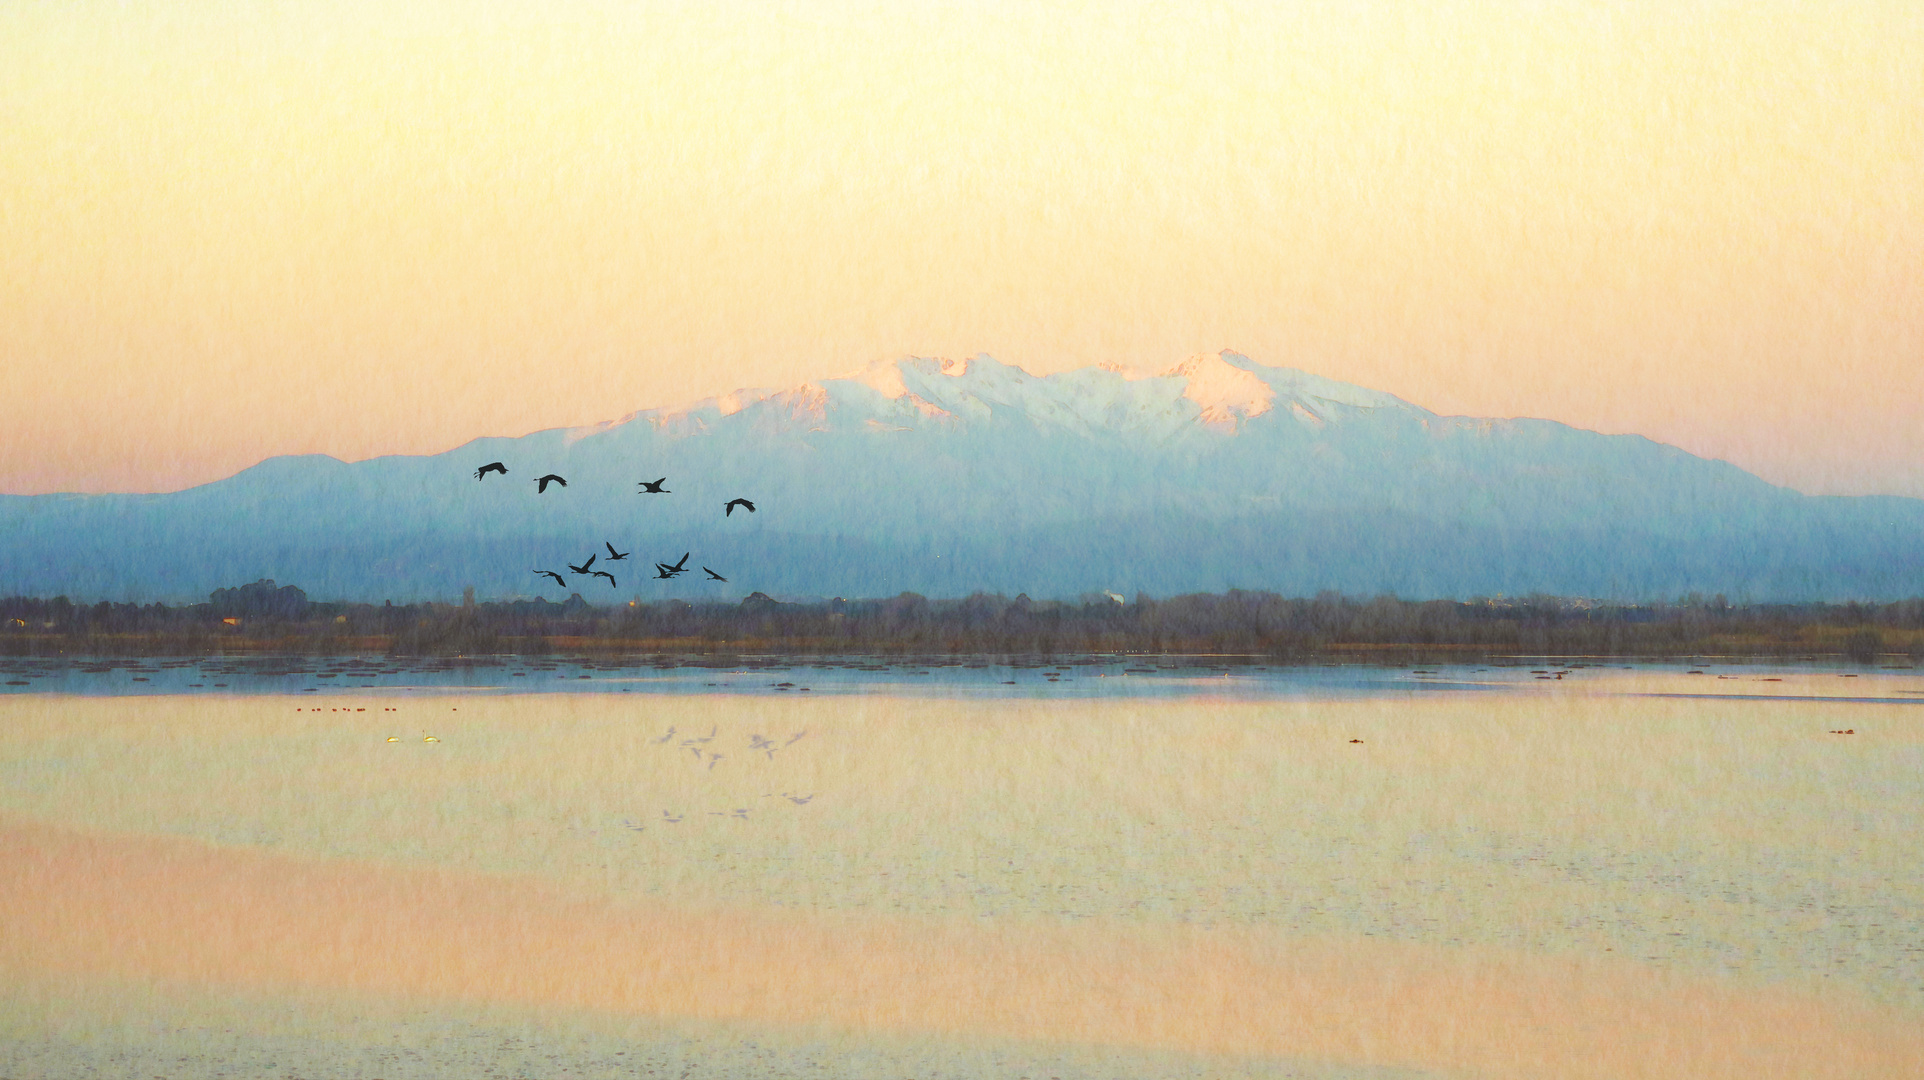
703,567 -> 727,581
474,462 -> 508,480
567,553 -> 597,575
534,570 -> 568,587
604,542 -> 630,561
589,570 -> 618,588
534,474 -> 567,493
724,498 -> 756,516
637,477 -> 670,493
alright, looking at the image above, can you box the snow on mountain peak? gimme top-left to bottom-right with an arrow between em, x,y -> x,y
816,350 -> 1427,438
1224,351 -> 1423,416
626,386 -> 779,439
838,358 -> 956,421
609,350 -> 1424,444
1161,352 -> 1275,432
846,359 -> 912,400
769,383 -> 830,428
716,388 -> 776,417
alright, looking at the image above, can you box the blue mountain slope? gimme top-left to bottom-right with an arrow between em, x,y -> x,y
3,352 -> 1919,602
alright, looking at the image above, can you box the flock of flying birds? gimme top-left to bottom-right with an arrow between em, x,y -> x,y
472,460 -> 756,592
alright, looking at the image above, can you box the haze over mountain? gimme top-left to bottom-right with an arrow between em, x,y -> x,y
4,352 -> 1919,603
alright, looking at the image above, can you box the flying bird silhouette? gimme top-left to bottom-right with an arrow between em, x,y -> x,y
474,462 -> 508,480
567,553 -> 597,575
703,567 -> 727,581
724,498 -> 756,516
604,542 -> 629,561
637,477 -> 669,493
534,474 -> 567,493
655,552 -> 691,577
589,570 -> 617,588
654,565 -> 682,580
534,570 -> 568,587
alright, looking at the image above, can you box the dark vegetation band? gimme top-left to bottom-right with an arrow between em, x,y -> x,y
3,580 -> 1922,660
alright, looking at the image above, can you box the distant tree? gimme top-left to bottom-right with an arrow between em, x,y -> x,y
209,580 -> 309,620
1843,628 -> 1882,664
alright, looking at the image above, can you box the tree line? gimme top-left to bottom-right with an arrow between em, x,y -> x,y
3,580 -> 1922,659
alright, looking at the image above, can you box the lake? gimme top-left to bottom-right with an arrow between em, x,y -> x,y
2,660 -> 1920,1078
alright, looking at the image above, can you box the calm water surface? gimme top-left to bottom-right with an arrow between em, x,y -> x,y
4,652 -> 1921,702
2,658 -> 1920,1077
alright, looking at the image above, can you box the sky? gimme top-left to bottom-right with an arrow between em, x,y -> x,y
2,0 -> 1919,498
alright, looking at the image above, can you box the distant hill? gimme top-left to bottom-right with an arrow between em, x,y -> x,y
3,351 -> 1920,603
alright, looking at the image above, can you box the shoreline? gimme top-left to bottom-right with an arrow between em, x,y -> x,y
3,636 -> 1920,662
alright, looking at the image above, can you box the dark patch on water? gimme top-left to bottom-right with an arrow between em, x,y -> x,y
0,656 -> 1916,704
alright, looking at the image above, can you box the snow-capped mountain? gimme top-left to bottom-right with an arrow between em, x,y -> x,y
4,351 -> 1920,602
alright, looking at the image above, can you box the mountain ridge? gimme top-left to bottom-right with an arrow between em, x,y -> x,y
3,352 -> 1918,603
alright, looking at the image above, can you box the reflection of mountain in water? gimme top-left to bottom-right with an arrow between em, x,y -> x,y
4,351 -> 1921,602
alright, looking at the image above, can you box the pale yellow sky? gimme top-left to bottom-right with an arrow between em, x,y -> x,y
2,1 -> 1918,496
